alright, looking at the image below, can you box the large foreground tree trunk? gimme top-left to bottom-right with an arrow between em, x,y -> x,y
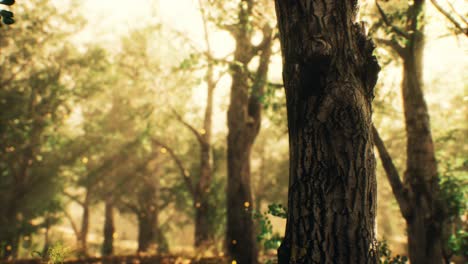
275,1 -> 380,263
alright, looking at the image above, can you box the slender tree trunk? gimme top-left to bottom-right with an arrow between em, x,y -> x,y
102,197 -> 114,256
194,67 -> 215,249
275,1 -> 380,263
42,216 -> 50,257
77,190 -> 90,257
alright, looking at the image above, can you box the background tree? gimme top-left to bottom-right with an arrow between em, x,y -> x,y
198,0 -> 276,262
0,0 -> 107,259
369,1 -> 459,262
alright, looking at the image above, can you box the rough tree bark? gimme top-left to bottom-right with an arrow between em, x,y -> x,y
102,197 -> 115,256
373,1 -> 444,263
225,1 -> 273,262
274,1 -> 380,263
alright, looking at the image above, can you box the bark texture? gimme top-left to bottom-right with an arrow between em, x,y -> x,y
274,1 -> 380,263
225,1 -> 273,262
373,1 -> 444,263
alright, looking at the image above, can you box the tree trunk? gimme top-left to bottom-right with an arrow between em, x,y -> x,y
42,216 -> 51,257
194,65 -> 215,249
102,197 -> 114,256
274,1 -> 380,263
226,59 -> 259,264
194,192 -> 213,249
77,190 -> 90,257
136,179 -> 158,253
372,1 -> 444,263
225,4 -> 272,261
401,4 -> 443,261
1,210 -> 19,260
137,212 -> 156,253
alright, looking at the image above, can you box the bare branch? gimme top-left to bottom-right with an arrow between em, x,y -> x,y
251,25 -> 274,57
445,0 -> 468,25
120,200 -> 140,214
372,125 -> 412,219
63,209 -> 80,239
63,191 -> 85,207
430,0 -> 468,37
152,139 -> 196,199
267,81 -> 283,89
374,38 -> 407,58
170,108 -> 205,145
375,0 -> 410,39
197,0 -> 213,56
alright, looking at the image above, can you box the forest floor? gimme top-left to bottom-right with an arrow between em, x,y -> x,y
0,255 -> 228,264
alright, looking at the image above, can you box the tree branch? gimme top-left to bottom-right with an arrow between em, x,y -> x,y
430,0 -> 468,37
374,38 -> 407,58
445,0 -> 468,26
372,125 -> 412,219
375,0 -> 410,39
63,191 -> 85,207
170,108 -> 205,145
152,139 -> 196,199
63,209 -> 80,239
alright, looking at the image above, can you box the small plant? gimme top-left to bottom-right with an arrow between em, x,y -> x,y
377,240 -> 408,264
448,229 -> 468,257
46,242 -> 71,264
253,203 -> 287,264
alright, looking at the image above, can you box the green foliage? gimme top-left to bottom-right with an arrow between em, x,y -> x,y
253,204 -> 286,252
46,242 -> 71,264
439,175 -> 467,221
448,229 -> 468,257
377,240 -> 408,264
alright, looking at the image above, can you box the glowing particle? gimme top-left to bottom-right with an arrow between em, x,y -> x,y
82,157 -> 89,164
199,128 -> 206,135
232,239 -> 237,245
160,147 -> 167,154
184,170 -> 190,177
113,233 -> 118,239
6,245 -> 11,251
231,260 -> 237,264
244,201 -> 250,208
23,236 -> 30,241
195,202 -> 201,208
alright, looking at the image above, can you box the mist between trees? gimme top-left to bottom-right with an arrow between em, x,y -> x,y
0,0 -> 466,264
